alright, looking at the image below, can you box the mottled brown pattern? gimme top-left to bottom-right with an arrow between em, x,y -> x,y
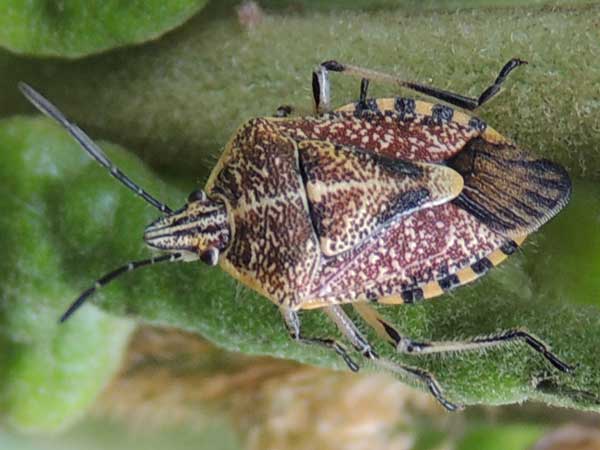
210,118 -> 319,305
298,140 -> 462,256
206,99 -> 569,309
310,203 -> 507,304
275,109 -> 479,163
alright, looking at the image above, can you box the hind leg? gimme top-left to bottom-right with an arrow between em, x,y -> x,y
323,305 -> 460,411
312,58 -> 527,113
352,303 -> 573,373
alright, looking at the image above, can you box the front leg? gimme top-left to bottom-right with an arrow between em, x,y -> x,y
280,306 -> 359,372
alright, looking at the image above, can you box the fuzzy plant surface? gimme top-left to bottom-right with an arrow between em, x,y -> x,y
0,0 -> 209,58
0,118 -> 136,433
0,0 -> 599,435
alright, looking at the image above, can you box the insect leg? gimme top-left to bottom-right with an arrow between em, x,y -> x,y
323,304 -> 378,359
280,307 -> 360,372
359,78 -> 370,105
312,64 -> 332,114
353,303 -> 573,374
395,330 -> 575,373
274,105 -> 293,117
316,58 -> 527,111
324,305 -> 460,411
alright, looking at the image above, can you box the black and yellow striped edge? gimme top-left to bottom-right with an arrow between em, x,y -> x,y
335,98 -> 506,144
376,235 -> 527,305
352,236 -> 527,345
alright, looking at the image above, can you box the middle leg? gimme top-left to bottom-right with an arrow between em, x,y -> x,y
280,306 -> 360,372
323,305 -> 460,411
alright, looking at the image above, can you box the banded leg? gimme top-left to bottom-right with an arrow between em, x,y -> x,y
323,305 -> 460,411
280,307 -> 359,372
313,58 -> 527,113
353,303 -> 573,373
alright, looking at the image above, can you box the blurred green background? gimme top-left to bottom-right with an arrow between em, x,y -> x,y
1,1 -> 599,449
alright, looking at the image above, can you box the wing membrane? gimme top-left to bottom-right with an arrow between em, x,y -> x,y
448,138 -> 571,237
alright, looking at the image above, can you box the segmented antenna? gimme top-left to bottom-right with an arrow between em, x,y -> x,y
18,82 -> 173,214
59,253 -> 182,323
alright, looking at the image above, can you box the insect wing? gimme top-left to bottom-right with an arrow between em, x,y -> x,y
275,99 -> 481,164
448,137 -> 571,237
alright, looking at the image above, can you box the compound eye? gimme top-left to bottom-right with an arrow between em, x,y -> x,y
187,189 -> 207,203
200,247 -> 219,266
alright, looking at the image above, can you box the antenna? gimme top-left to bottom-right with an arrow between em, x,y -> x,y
18,82 -> 173,214
59,253 -> 182,322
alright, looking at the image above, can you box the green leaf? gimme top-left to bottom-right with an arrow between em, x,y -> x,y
0,117 -> 135,433
257,0 -> 597,11
456,424 -> 545,450
0,0 -> 208,58
526,182 -> 600,307
0,416 -> 240,450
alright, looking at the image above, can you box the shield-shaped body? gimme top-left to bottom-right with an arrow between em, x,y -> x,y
206,98 -> 571,309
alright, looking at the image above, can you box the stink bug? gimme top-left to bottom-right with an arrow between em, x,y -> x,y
19,57 -> 572,411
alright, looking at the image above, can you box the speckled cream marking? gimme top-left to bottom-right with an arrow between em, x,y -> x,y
299,140 -> 462,256
302,203 -> 509,307
274,101 -> 481,164
208,118 -> 320,306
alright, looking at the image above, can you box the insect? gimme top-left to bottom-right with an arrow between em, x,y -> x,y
19,57 -> 573,410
